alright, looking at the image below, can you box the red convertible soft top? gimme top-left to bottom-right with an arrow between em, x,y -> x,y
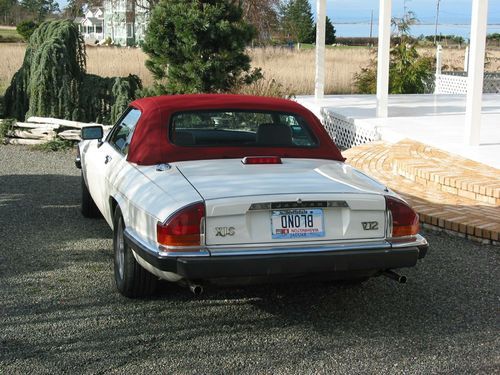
127,94 -> 345,165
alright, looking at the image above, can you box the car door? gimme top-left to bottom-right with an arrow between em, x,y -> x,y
84,108 -> 142,225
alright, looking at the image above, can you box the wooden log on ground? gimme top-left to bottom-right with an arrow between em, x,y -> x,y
4,138 -> 47,145
26,116 -> 105,130
58,129 -> 81,141
14,122 -> 60,130
8,129 -> 56,140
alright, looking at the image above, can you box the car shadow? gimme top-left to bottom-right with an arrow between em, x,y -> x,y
1,158 -> 498,372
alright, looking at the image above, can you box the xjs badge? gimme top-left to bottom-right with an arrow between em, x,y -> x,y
362,221 -> 379,230
215,227 -> 235,237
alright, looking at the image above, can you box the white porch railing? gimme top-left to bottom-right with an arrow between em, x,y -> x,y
435,72 -> 500,94
82,32 -> 104,41
434,45 -> 500,94
320,109 -> 380,149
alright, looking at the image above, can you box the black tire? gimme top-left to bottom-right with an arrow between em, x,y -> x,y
113,206 -> 157,298
81,173 -> 101,218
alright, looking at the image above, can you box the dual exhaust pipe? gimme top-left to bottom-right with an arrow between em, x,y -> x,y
185,271 -> 405,296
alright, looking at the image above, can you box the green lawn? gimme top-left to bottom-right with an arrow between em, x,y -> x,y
0,27 -> 23,42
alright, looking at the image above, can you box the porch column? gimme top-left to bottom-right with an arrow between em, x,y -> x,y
314,0 -> 326,100
376,0 -> 392,118
464,0 -> 488,146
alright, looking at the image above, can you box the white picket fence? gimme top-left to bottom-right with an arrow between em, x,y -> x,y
1,117 -> 111,145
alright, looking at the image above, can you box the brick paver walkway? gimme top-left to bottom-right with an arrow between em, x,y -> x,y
343,139 -> 500,245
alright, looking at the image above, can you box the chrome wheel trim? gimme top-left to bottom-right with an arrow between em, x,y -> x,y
115,217 -> 125,280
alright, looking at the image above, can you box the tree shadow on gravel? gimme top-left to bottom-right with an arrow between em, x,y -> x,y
1,171 -> 498,373
0,174 -> 111,280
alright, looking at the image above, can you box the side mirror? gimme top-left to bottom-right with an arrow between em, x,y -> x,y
81,126 -> 103,141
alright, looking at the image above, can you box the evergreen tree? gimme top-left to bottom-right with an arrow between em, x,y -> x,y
5,20 -> 141,123
0,0 -> 16,23
312,15 -> 336,45
325,16 -> 336,44
20,0 -> 59,21
142,0 -> 262,94
281,0 -> 314,44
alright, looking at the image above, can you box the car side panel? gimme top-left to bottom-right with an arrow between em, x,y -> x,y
109,164 -> 202,245
81,140 -> 117,225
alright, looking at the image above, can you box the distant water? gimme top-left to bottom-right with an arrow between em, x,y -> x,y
335,23 -> 500,39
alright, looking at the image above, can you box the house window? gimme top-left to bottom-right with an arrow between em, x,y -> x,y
126,23 -> 134,38
96,25 -> 103,34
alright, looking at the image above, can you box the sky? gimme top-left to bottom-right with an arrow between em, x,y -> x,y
57,0 -> 500,24
58,0 -> 500,37
322,0 -> 500,24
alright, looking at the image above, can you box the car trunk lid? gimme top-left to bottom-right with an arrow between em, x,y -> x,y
174,158 -> 388,247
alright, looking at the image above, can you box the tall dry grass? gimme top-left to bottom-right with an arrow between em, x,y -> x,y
1,43 -> 499,96
85,46 -> 154,86
0,43 -> 25,92
249,47 -> 371,94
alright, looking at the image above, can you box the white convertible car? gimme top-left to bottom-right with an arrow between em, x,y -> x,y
77,94 -> 428,298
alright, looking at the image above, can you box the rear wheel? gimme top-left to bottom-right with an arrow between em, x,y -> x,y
81,173 -> 100,218
113,207 -> 157,298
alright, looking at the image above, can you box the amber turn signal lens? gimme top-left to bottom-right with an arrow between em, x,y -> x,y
385,195 -> 419,237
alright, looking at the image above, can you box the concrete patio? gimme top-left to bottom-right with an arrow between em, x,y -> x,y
296,94 -> 500,244
297,94 -> 500,169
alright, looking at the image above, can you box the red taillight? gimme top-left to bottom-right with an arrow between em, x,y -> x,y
385,196 -> 419,237
157,202 -> 205,249
242,156 -> 282,164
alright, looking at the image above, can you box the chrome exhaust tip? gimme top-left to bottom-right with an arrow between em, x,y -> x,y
382,270 -> 407,284
189,283 -> 204,296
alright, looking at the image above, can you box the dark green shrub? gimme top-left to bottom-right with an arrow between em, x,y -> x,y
16,20 -> 39,41
353,11 -> 433,94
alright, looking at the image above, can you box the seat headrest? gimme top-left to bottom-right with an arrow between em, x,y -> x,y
256,123 -> 293,146
174,131 -> 195,146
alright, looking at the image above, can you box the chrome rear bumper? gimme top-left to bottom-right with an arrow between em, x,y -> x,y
124,231 -> 428,280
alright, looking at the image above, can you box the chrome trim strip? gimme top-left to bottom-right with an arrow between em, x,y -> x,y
249,200 -> 349,210
208,241 -> 392,257
205,237 -> 384,250
124,228 -> 210,258
125,229 -> 427,259
158,244 -> 210,257
389,234 -> 428,248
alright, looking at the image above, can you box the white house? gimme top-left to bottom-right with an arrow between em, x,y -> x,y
75,2 -> 149,46
75,7 -> 104,42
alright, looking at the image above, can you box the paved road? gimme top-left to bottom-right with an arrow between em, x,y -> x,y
0,145 -> 498,374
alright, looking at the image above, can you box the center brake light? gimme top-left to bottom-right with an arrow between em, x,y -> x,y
157,202 -> 205,251
385,195 -> 420,237
242,156 -> 282,165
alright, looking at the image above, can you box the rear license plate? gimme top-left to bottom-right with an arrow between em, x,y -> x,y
271,209 -> 325,239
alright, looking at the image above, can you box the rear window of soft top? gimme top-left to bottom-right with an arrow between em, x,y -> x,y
170,110 -> 318,148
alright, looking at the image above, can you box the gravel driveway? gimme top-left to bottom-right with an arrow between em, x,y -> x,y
0,145 -> 498,374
